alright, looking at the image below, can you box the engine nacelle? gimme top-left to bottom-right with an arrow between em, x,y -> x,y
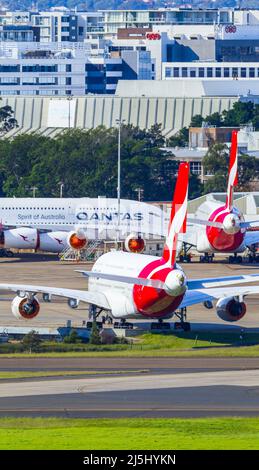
11,295 -> 40,320
38,231 -> 68,253
164,269 -> 187,297
67,229 -> 88,250
222,213 -> 241,235
0,228 -> 38,249
124,233 -> 146,253
216,296 -> 247,322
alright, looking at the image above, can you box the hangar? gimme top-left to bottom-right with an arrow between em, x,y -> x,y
1,94 -> 238,139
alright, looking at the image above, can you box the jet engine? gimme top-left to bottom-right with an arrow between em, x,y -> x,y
0,228 -> 38,249
164,269 -> 187,297
67,229 -> 88,250
11,295 -> 40,320
222,213 -> 241,235
216,296 -> 246,322
124,233 -> 146,253
38,231 -> 68,253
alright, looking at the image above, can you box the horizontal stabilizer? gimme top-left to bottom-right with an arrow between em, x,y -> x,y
187,217 -> 223,229
76,270 -> 165,289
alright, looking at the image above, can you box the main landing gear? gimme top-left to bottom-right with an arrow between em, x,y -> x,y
87,304 -> 105,329
88,306 -> 134,329
179,243 -> 193,263
200,253 -> 214,263
173,307 -> 191,331
228,253 -> 243,264
113,318 -> 134,329
247,245 -> 259,263
151,318 -> 171,330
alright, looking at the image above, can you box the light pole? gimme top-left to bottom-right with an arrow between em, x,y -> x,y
58,182 -> 64,198
134,187 -> 144,202
115,118 -> 125,248
30,186 -> 38,198
67,95 -> 73,129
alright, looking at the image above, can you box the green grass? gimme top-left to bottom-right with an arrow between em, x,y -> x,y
2,331 -> 259,357
0,369 -> 149,380
0,417 -> 259,449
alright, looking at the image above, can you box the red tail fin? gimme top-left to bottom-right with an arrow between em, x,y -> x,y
163,162 -> 189,266
226,130 -> 238,211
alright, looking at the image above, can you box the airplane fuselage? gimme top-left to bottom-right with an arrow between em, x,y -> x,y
0,197 -> 166,252
88,251 -> 186,320
0,197 -> 162,232
195,200 -> 246,254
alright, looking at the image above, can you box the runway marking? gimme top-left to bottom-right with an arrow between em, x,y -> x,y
1,369 -> 259,398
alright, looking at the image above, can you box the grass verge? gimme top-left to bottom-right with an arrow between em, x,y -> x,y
0,369 -> 149,380
0,417 -> 259,450
1,331 -> 259,357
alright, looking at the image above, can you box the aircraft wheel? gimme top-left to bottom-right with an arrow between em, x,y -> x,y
183,322 -> 191,331
237,256 -> 243,264
229,255 -> 234,264
174,322 -> 191,331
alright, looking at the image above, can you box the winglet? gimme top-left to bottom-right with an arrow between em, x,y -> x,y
226,130 -> 238,211
163,162 -> 189,266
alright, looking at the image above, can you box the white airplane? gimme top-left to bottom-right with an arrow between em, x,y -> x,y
0,197 -> 166,254
182,130 -> 259,263
1,162 -> 259,331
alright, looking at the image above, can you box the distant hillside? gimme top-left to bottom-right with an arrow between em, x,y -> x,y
1,0 -> 259,14
0,1 -> 242,13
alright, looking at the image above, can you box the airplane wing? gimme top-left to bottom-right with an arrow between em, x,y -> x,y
0,283 -> 111,310
1,271 -> 259,311
180,273 -> 259,308
244,231 -> 259,248
180,284 -> 259,309
187,273 -> 259,289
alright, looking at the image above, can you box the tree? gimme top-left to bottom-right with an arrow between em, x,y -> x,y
237,153 -> 259,191
0,125 -> 180,202
167,127 -> 189,147
204,112 -> 223,127
21,330 -> 41,353
63,330 -> 82,344
202,143 -> 259,193
0,103 -> 18,137
222,101 -> 254,127
89,322 -> 101,345
190,114 -> 204,127
189,173 -> 203,200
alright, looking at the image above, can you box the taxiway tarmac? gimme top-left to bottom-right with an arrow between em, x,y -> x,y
1,369 -> 259,418
0,357 -> 259,373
